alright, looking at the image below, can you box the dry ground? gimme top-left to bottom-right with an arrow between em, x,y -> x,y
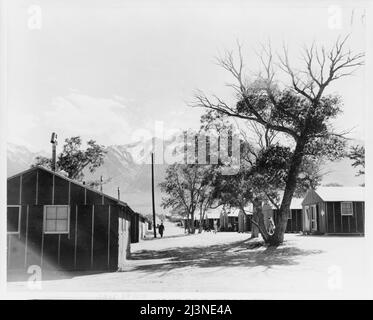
6,222 -> 373,299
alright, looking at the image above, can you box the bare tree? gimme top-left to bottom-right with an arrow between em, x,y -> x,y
193,36 -> 364,245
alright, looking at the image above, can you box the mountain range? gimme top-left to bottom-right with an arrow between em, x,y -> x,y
7,141 -> 364,215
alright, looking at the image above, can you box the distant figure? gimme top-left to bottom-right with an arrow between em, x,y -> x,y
158,222 -> 165,238
213,220 -> 218,234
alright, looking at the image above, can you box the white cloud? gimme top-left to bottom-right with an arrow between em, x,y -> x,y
7,109 -> 39,149
43,92 -> 139,146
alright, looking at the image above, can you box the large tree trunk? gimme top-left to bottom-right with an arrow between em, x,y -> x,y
246,200 -> 269,242
190,212 -> 196,234
186,213 -> 191,234
267,137 -> 307,246
251,201 -> 260,238
257,203 -> 269,242
198,205 -> 205,233
198,214 -> 203,233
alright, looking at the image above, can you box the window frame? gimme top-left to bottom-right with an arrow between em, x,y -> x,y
341,201 -> 354,216
7,205 -> 21,234
43,205 -> 70,234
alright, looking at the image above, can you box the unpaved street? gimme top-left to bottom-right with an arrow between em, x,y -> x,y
7,224 -> 372,299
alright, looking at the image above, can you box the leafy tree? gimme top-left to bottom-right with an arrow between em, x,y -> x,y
348,145 -> 365,176
193,36 -> 364,245
160,163 -> 217,234
33,136 -> 107,181
201,111 -> 324,238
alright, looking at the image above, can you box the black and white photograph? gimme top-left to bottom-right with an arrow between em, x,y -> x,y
0,0 -> 372,303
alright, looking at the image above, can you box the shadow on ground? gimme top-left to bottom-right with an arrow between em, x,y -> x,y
129,236 -> 323,273
143,233 -> 188,241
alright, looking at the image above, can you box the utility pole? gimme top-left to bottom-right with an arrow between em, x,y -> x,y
50,132 -> 58,172
151,151 -> 157,238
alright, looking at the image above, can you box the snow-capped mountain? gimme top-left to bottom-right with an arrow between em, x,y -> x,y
6,139 -> 364,214
85,141 -> 169,214
6,140 -> 170,215
7,143 -> 48,177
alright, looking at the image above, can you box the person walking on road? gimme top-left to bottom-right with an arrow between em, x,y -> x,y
159,222 -> 165,238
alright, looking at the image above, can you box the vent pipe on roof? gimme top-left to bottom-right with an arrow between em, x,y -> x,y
50,132 -> 58,172
117,187 -> 120,201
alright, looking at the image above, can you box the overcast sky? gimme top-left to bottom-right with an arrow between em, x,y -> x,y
6,0 -> 367,152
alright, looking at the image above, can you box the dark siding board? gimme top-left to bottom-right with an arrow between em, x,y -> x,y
20,205 -> 27,243
290,211 -> 296,231
323,203 -> 327,233
131,214 -> 139,243
59,233 -> 75,270
246,216 -> 252,231
342,215 -> 349,233
21,171 -> 37,205
356,202 -> 364,234
37,170 -> 53,205
24,206 -> 29,268
289,211 -> 295,232
326,202 -> 334,233
86,190 -> 103,205
297,210 -> 303,231
350,203 -> 357,233
76,205 -> 93,270
103,197 -> 118,206
7,206 -> 26,269
7,206 -> 20,233
59,205 -> 77,269
319,203 -> 326,233
8,234 -> 25,270
7,177 -> 20,205
325,201 -> 364,234
290,209 -> 303,232
70,183 -> 86,205
109,206 -> 119,270
42,234 -> 59,269
26,206 -> 44,268
334,202 -> 342,233
54,176 -> 69,205
7,236 -> 10,268
92,205 -> 109,270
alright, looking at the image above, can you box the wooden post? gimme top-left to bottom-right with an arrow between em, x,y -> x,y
151,152 -> 157,238
91,205 -> 95,269
50,132 -> 57,172
52,143 -> 56,171
107,205 -> 111,270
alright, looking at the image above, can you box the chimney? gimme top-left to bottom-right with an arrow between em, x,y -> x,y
117,187 -> 120,201
50,132 -> 58,171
